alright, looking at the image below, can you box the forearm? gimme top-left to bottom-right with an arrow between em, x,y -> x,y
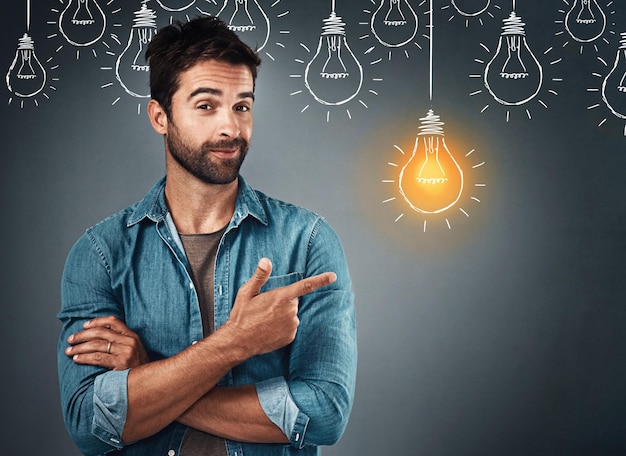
122,323 -> 249,443
178,385 -> 288,443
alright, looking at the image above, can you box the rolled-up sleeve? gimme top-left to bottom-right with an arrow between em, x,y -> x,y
92,370 -> 130,447
256,377 -> 309,448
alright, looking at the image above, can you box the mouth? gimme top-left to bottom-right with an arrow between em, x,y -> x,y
202,137 -> 248,160
208,147 -> 239,159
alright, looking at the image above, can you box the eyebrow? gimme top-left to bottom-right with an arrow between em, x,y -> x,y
188,87 -> 255,102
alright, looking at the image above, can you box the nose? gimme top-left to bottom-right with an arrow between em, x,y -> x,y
217,109 -> 240,138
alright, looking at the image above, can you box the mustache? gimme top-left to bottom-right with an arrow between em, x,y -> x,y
202,138 -> 248,151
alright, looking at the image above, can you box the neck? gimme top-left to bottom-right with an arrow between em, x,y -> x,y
164,168 -> 239,235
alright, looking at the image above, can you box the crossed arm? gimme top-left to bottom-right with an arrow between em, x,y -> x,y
63,258 -> 336,444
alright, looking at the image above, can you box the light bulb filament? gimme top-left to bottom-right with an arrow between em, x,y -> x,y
501,35 -> 528,79
72,0 -> 96,25
321,36 -> 349,79
384,0 -> 407,26
417,136 -> 448,184
320,12 -> 350,79
577,0 -> 596,24
228,0 -> 256,32
18,49 -> 37,79
16,35 -> 39,81
132,28 -> 152,71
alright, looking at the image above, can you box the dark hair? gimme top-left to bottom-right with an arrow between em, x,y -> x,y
146,16 -> 261,117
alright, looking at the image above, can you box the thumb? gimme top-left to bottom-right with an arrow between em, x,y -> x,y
245,258 -> 272,296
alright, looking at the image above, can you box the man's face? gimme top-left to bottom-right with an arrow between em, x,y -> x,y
165,59 -> 254,185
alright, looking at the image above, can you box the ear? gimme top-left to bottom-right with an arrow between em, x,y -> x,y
147,99 -> 169,135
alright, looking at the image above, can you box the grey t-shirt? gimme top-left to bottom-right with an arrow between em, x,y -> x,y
179,228 -> 228,456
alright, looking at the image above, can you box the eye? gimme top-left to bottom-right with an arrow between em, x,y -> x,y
235,104 -> 251,112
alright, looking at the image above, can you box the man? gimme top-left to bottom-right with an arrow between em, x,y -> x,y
57,16 -> 356,456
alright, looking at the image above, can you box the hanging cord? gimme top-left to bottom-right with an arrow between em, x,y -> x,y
26,0 -> 31,31
429,0 -> 433,102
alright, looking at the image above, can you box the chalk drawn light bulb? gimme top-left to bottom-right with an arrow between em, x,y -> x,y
218,0 -> 270,51
115,2 -> 157,98
156,0 -> 196,12
370,0 -> 418,48
58,0 -> 107,47
565,0 -> 606,43
451,0 -> 490,17
398,110 -> 464,214
304,8 -> 363,106
601,32 -> 626,119
6,33 -> 47,98
484,11 -> 543,106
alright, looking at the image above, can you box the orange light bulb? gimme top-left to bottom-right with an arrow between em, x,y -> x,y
398,109 -> 464,214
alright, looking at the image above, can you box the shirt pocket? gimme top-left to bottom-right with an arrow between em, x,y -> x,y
260,272 -> 303,292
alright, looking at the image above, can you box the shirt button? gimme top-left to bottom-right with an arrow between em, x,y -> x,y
168,450 -> 176,456
191,340 -> 198,345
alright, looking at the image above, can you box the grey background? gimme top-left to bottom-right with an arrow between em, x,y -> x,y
2,0 -> 626,455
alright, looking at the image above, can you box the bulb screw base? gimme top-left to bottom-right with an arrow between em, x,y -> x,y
618,32 -> 626,50
501,11 -> 526,36
17,33 -> 35,50
133,2 -> 158,29
418,109 -> 445,136
322,11 -> 346,36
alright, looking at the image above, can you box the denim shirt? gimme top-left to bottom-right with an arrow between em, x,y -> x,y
57,176 -> 357,456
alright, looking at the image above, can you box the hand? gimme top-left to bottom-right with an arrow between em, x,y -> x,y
65,316 -> 150,370
225,258 -> 337,356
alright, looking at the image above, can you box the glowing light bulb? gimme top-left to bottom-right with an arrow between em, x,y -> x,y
304,8 -> 363,106
451,0 -> 490,17
115,2 -> 157,98
6,33 -> 47,98
398,110 -> 464,214
370,0 -> 418,48
156,0 -> 196,12
483,11 -> 543,106
58,0 -> 106,47
217,0 -> 270,51
601,32 -> 626,119
565,0 -> 606,43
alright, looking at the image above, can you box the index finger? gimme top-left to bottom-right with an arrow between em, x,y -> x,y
83,316 -> 127,333
283,271 -> 337,299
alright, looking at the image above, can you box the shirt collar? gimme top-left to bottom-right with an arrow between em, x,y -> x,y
126,175 -> 268,228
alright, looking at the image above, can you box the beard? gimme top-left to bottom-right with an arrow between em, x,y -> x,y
166,124 -> 249,185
